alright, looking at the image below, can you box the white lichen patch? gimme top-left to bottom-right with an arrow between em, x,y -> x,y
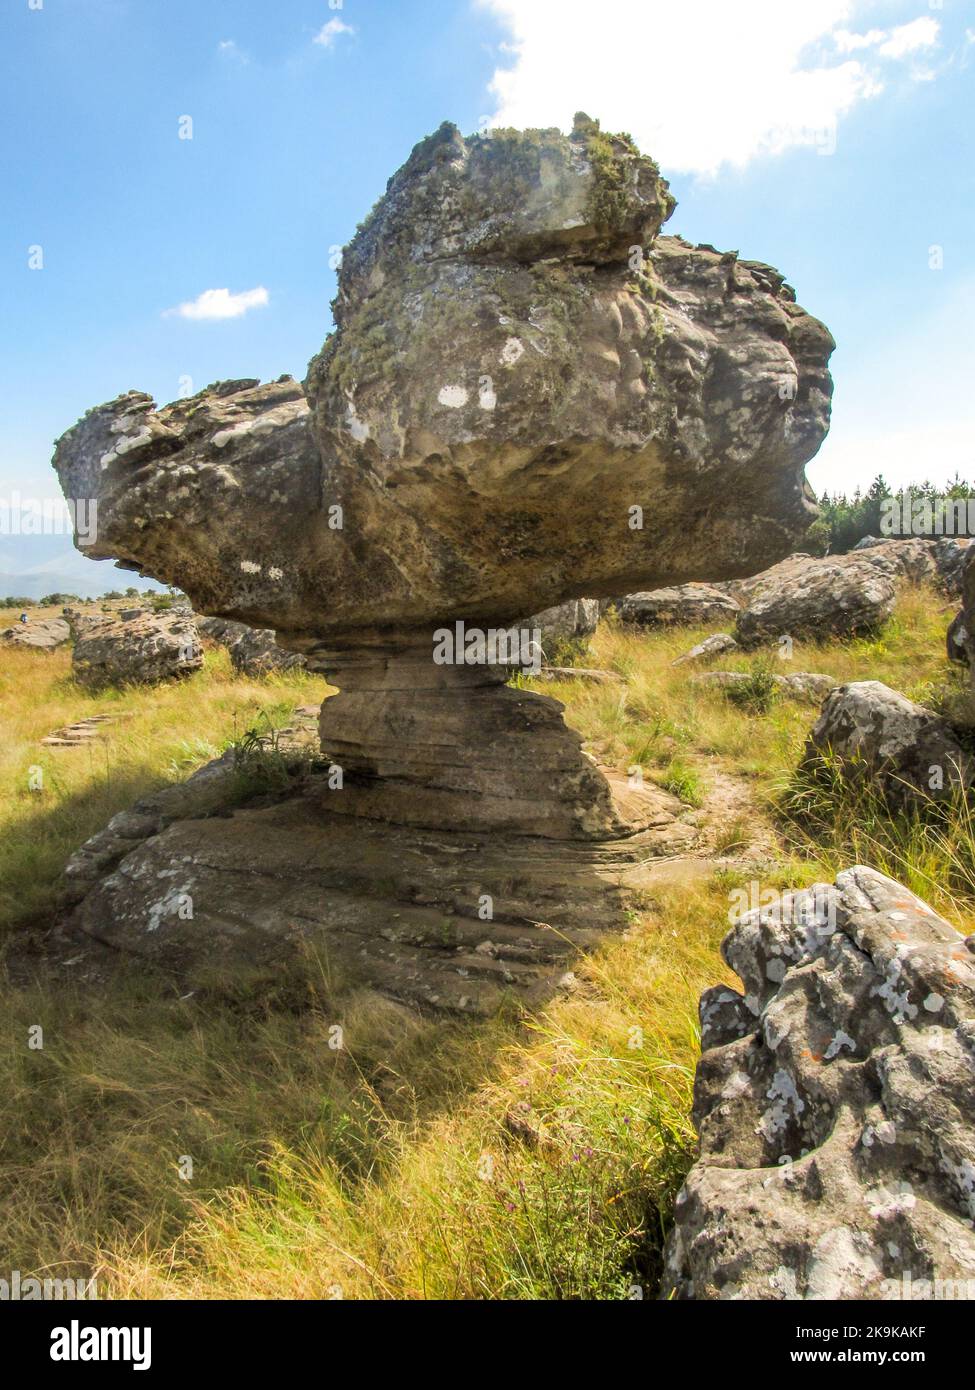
100,427 -> 154,469
758,1068 -> 805,1141
437,384 -> 469,409
267,566 -> 284,581
924,992 -> 946,1013
824,1029 -> 857,1060
239,560 -> 261,575
345,402 -> 370,441
865,1181 -> 916,1219
500,337 -> 525,366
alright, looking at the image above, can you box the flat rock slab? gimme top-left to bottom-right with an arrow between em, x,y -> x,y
62,765 -> 697,1017
1,618 -> 71,651
41,713 -> 132,747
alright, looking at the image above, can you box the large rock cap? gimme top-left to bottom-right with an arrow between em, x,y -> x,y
53,118 -> 834,652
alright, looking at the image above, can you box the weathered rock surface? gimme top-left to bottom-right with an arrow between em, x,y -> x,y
54,119 -> 832,653
1,618 -> 70,651
734,539 -> 971,648
663,867 -> 975,1300
802,680 -> 972,806
198,616 -> 307,676
616,584 -> 740,628
61,737 -> 697,1014
72,610 -> 203,691
947,545 -> 975,676
62,606 -> 107,638
735,553 -> 898,645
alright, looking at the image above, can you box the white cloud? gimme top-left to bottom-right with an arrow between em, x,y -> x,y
314,17 -> 355,49
217,39 -> 249,64
164,287 -> 270,322
476,1 -> 941,175
833,28 -> 886,53
877,16 -> 939,60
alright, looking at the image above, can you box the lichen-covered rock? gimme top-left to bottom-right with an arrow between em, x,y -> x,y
663,867 -> 975,1301
736,553 -> 898,645
616,584 -> 740,627
198,616 -> 306,677
694,670 -> 836,702
72,610 -> 203,691
802,680 -> 972,806
671,632 -> 739,666
735,540 -> 971,648
1,618 -> 70,651
527,599 -> 600,658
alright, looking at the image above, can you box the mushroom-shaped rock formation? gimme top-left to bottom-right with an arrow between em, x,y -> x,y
52,119 -> 834,1003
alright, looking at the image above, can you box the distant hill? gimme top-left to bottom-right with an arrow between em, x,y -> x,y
0,534 -> 162,600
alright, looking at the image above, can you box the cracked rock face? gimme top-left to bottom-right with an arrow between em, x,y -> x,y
71,610 -> 203,691
663,867 -> 975,1301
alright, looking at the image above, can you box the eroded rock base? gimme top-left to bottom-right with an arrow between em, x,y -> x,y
62,764 -> 696,1017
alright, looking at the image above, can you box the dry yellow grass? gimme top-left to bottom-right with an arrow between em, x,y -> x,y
0,583 -> 969,1298
0,636 -> 327,936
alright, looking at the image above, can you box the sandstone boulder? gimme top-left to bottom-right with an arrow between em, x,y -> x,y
50,118 -> 833,1003
663,867 -> 975,1300
72,610 -> 203,691
735,553 -> 897,645
616,584 -> 740,628
802,680 -> 972,806
54,118 -> 833,654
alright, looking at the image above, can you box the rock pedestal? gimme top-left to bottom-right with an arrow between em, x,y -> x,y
51,117 -> 834,1004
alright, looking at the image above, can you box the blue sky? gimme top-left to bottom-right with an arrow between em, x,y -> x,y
1,0 -> 973,566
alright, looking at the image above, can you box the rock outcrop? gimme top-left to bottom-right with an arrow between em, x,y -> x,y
51,117 -> 833,1001
736,553 -> 897,646
72,610 -> 203,691
1,618 -> 70,651
802,680 -> 972,807
197,616 -> 307,677
663,867 -> 975,1300
671,632 -> 739,666
734,540 -> 971,647
616,584 -> 740,628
